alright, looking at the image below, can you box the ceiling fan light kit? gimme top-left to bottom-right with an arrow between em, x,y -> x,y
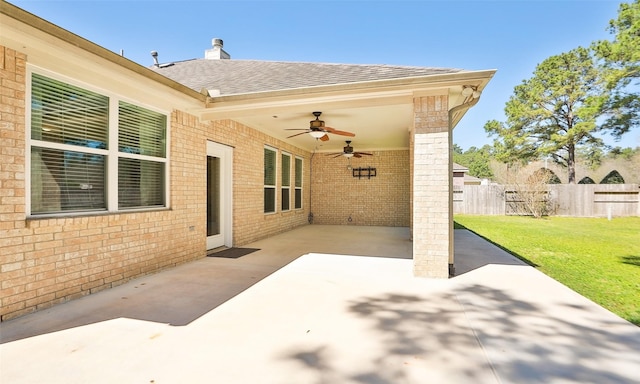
326,140 -> 373,159
285,111 -> 355,142
308,131 -> 326,139
286,113 -> 375,174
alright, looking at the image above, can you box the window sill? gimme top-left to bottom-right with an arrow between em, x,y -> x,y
26,207 -> 171,221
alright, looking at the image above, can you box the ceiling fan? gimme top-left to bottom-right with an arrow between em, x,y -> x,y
286,111 -> 355,141
326,141 -> 372,158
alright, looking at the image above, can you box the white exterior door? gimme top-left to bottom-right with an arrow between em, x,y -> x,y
206,141 -> 233,250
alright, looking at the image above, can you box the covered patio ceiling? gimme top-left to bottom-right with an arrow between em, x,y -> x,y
238,104 -> 413,154
190,70 -> 496,154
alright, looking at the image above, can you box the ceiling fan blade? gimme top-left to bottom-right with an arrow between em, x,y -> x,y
319,134 -> 330,141
324,127 -> 355,137
287,131 -> 310,138
354,153 -> 362,158
331,154 -> 344,158
356,152 -> 373,156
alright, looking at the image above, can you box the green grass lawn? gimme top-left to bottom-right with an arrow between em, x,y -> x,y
454,215 -> 640,326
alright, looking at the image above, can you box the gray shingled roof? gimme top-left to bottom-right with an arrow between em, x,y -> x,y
151,59 -> 463,96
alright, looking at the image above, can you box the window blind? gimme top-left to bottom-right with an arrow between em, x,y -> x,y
30,74 -> 109,214
294,157 -> 302,209
31,147 -> 106,213
281,153 -> 290,187
118,158 -> 165,208
264,148 -> 276,186
29,73 -> 169,215
281,153 -> 291,211
31,73 -> 108,148
295,158 -> 303,188
264,148 -> 276,213
118,101 -> 166,157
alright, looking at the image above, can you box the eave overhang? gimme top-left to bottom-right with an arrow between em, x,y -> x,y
197,69 -> 496,123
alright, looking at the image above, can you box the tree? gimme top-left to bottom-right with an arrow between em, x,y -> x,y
592,0 -> 640,138
532,168 -> 562,184
452,145 -> 494,179
600,170 -> 625,184
608,146 -> 639,160
577,145 -> 605,170
578,176 -> 596,184
485,47 -> 607,183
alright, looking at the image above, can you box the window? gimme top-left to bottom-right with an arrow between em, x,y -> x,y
264,147 -> 277,213
294,157 -> 303,209
28,72 -> 168,215
118,101 -> 166,208
281,152 -> 291,211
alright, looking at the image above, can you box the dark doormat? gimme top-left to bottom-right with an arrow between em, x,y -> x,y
207,248 -> 260,259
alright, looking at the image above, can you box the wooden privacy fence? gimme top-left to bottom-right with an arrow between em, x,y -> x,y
454,184 -> 640,217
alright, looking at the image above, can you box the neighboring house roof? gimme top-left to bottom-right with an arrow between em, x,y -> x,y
453,163 -> 482,183
151,59 -> 464,96
453,163 -> 469,173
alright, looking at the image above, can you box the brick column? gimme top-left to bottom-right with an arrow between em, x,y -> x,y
411,95 -> 453,278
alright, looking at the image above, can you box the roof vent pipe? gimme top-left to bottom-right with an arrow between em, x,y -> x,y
151,50 -> 159,67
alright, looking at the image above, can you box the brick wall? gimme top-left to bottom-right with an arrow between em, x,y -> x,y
1,46 -> 30,319
192,116 -> 312,245
0,45 -> 310,321
311,150 -> 410,226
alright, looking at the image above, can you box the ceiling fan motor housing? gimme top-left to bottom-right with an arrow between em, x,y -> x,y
344,140 -> 353,153
310,118 -> 325,130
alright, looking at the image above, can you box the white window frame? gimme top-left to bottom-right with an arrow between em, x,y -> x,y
25,67 -> 170,217
264,145 -> 277,214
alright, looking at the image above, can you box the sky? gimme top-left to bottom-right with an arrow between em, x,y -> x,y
8,0 -> 639,151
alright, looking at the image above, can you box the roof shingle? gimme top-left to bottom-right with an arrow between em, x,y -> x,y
151,59 -> 463,96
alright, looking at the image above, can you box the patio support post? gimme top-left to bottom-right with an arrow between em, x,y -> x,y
411,94 -> 453,278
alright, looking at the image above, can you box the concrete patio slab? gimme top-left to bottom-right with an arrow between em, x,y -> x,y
1,225 -> 639,383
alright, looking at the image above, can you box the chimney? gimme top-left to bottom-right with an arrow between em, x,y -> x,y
205,38 -> 230,60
